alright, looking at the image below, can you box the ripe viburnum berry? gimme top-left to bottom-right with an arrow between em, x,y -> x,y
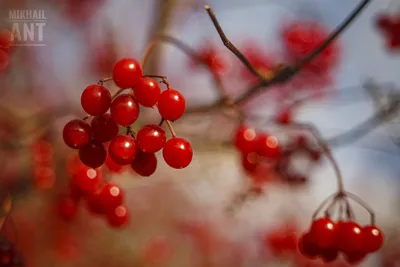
63,119 -> 92,149
336,221 -> 364,253
58,196 -> 79,221
99,183 -> 124,211
136,125 -> 166,153
108,135 -> 137,165
131,151 -> 157,176
85,189 -> 105,215
157,89 -> 186,121
81,84 -> 111,116
375,14 -> 400,50
256,134 -> 280,158
71,166 -> 102,195
233,125 -> 257,153
298,233 -> 320,258
112,58 -> 143,89
106,205 -> 129,228
309,217 -> 337,249
362,225 -> 384,253
162,137 -> 193,169
110,94 -> 140,126
133,77 -> 161,107
90,114 -> 119,143
78,141 -> 107,168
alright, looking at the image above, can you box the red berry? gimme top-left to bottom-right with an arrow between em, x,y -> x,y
106,205 -> 129,228
276,109 -> 292,124
71,167 -> 102,195
344,252 -> 366,264
110,94 -> 140,126
90,114 -> 119,143
63,119 -> 92,149
112,58 -> 142,89
78,141 -> 107,168
256,134 -> 280,158
131,151 -> 157,176
157,89 -> 186,121
162,137 -> 192,169
137,125 -> 166,153
58,196 -> 79,221
108,135 -> 137,165
298,233 -> 320,258
362,225 -> 384,253
309,217 -> 337,249
99,183 -> 124,211
0,50 -> 9,71
81,84 -> 111,116
105,154 -> 125,173
320,248 -> 339,263
85,189 -> 104,215
233,125 -> 257,153
241,152 -> 259,173
0,29 -> 14,51
133,77 -> 161,107
336,221 -> 364,253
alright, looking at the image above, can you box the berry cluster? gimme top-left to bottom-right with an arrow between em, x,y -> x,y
0,237 -> 24,267
0,29 -> 13,72
376,13 -> 400,50
281,21 -> 340,74
58,157 -> 129,228
62,57 -> 193,177
299,192 -> 384,265
31,139 -> 56,190
233,124 -> 281,175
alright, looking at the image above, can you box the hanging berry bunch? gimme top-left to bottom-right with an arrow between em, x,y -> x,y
296,126 -> 384,265
58,158 -> 129,228
62,57 -> 193,176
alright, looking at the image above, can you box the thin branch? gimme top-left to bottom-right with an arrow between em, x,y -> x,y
204,5 -> 264,80
209,0 -> 372,105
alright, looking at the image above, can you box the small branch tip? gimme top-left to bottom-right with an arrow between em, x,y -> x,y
204,5 -> 210,10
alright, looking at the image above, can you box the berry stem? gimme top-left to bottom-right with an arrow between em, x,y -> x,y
312,192 -> 338,220
111,88 -> 124,100
165,120 -> 177,137
144,74 -> 170,88
226,187 -> 262,214
98,77 -> 113,85
345,191 -> 376,225
293,123 -> 345,193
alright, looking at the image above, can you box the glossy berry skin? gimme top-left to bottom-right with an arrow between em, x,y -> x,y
110,94 -> 140,126
90,114 -> 119,143
233,125 -> 257,153
157,89 -> 186,121
134,77 -> 161,107
58,196 -> 78,221
131,151 -> 157,176
256,134 -> 281,158
241,152 -> 259,173
78,141 -> 107,168
106,205 -> 129,228
63,119 -> 92,149
162,138 -> 193,169
298,233 -> 320,258
86,190 -> 104,215
320,248 -> 339,263
362,225 -> 384,253
105,154 -> 125,173
81,84 -> 111,116
71,167 -> 102,195
112,58 -> 143,89
344,252 -> 366,264
99,183 -> 124,211
336,221 -> 364,253
309,217 -> 337,249
137,125 -> 166,153
108,135 -> 137,165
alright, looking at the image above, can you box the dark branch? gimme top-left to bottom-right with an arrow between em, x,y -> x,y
203,0 -> 372,105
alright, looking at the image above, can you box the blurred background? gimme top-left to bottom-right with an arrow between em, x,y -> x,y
0,0 -> 400,266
